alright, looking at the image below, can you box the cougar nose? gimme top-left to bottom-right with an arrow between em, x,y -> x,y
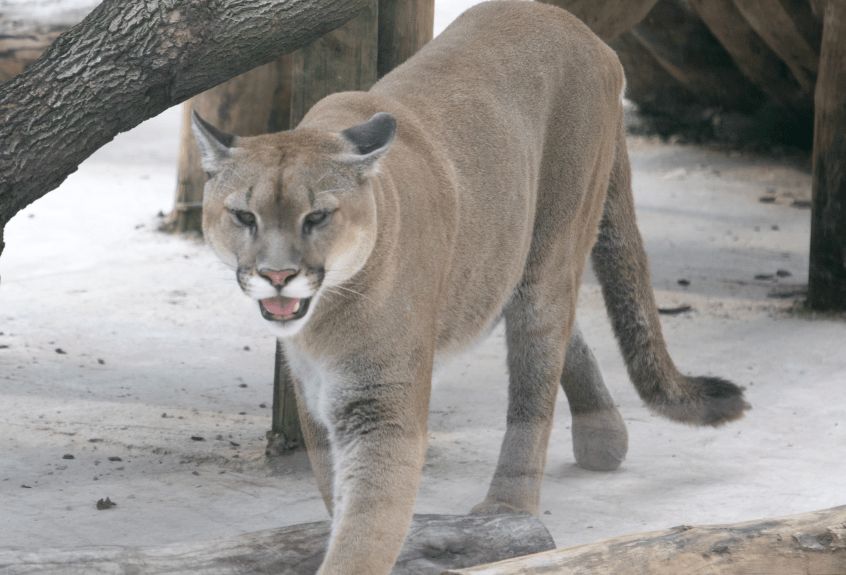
259,269 -> 297,287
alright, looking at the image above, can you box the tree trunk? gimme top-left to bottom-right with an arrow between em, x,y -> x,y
0,513 -> 555,575
445,506 -> 846,575
0,0 -> 373,259
808,0 -> 846,311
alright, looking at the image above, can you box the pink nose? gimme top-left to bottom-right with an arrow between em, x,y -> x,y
260,269 -> 296,287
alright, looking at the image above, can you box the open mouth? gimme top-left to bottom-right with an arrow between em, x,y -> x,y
259,296 -> 311,322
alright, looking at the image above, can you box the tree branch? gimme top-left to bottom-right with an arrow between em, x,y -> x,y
0,0 -> 371,257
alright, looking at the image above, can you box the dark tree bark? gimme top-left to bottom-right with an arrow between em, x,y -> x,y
0,0 -> 373,259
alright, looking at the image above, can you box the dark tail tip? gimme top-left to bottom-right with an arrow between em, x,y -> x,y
650,376 -> 751,427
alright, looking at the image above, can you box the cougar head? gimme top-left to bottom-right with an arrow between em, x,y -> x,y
192,111 -> 396,338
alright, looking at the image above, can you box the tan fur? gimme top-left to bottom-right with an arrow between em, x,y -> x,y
192,3 -> 748,573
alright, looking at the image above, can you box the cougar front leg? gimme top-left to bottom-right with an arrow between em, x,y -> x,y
561,322 -> 628,471
317,372 -> 430,575
472,286 -> 569,517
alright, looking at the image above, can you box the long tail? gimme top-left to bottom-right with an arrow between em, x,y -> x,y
590,125 -> 749,426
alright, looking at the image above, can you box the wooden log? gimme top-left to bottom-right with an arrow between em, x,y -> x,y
289,0 -> 379,128
444,505 -> 846,574
732,0 -> 820,93
536,0 -> 660,41
377,0 -> 434,79
808,0 -> 846,311
0,514 -> 555,575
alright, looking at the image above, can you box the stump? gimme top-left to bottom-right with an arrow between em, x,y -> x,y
0,514 -> 555,575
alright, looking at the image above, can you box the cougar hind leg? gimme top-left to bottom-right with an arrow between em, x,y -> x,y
592,124 -> 750,426
561,322 -> 628,471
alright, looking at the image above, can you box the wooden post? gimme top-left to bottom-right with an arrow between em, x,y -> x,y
288,0 -> 379,128
267,340 -> 305,456
268,1 -> 379,455
808,0 -> 846,311
377,0 -> 435,79
269,0 -> 433,457
171,56 -> 293,234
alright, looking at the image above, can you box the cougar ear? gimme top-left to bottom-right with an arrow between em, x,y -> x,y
340,112 -> 396,172
191,111 -> 237,175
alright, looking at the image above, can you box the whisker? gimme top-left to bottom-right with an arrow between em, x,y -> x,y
329,284 -> 376,305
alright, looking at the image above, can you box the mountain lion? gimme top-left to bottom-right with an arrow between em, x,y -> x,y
192,2 -> 749,573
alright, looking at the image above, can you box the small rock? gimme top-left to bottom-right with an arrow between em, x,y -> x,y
776,269 -> 792,277
243,346 -> 250,351
96,497 -> 117,510
758,196 -> 776,203
191,436 -> 205,441
192,471 -> 200,476
97,358 -> 105,365
791,200 -> 812,209
754,274 -> 774,280
62,454 -> 75,460
239,383 -> 248,388
21,484 -> 31,489
55,348 -> 67,354
259,403 -> 267,408
677,279 -> 690,286
108,457 -> 122,462
230,441 -> 241,447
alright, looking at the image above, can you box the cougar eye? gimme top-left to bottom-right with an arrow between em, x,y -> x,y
303,209 -> 331,234
232,210 -> 256,228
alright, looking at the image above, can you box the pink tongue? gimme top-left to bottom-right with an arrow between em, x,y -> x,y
262,297 -> 299,316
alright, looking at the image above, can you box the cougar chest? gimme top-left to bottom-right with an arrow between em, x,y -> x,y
282,341 -> 342,429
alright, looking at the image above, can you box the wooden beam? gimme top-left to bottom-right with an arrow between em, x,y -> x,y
627,0 -> 766,113
377,0 -> 434,79
688,0 -> 813,114
808,0 -> 846,311
444,506 -> 846,574
0,513 -> 555,574
732,0 -> 819,93
536,0 -> 660,41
